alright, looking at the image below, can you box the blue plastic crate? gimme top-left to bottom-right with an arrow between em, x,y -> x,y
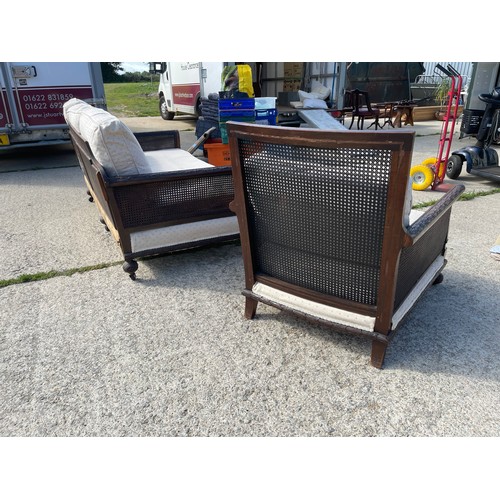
255,108 -> 277,125
219,109 -> 256,120
218,98 -> 255,111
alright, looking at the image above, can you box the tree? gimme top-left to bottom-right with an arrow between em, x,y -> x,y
100,62 -> 123,83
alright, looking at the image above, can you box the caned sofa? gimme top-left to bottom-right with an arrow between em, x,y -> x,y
64,98 -> 238,279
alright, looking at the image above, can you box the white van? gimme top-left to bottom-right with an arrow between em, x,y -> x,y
149,62 -> 226,120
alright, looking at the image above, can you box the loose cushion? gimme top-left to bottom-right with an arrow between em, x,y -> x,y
144,149 -> 210,173
63,98 -> 90,135
64,98 -> 151,177
403,177 -> 414,227
298,81 -> 331,102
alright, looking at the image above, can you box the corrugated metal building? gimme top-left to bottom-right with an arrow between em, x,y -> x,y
421,62 -> 473,84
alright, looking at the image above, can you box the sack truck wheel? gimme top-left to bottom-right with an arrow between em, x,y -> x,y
446,155 -> 463,180
410,164 -> 434,191
422,157 -> 438,166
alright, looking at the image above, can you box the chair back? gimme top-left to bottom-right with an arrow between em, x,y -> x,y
227,123 -> 414,310
345,88 -> 375,112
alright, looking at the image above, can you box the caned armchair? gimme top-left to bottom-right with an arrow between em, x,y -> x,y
227,122 -> 464,368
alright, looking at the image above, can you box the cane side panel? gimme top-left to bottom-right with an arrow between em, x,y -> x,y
113,174 -> 235,228
395,210 -> 451,308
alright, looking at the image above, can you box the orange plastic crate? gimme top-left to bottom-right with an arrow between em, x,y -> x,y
204,140 -> 231,167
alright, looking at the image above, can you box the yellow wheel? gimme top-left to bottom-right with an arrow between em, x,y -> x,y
410,164 -> 434,191
422,157 -> 438,167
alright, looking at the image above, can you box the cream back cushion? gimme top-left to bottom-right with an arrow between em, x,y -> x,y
64,98 -> 151,177
63,98 -> 90,135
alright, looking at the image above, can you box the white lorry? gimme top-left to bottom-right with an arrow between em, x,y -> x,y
149,62 -> 227,120
0,62 -> 105,148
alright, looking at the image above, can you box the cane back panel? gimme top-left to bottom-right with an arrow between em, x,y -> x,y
238,140 -> 394,306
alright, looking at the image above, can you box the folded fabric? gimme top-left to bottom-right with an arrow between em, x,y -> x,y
196,117 -> 221,141
298,80 -> 331,102
202,111 -> 219,121
302,98 -> 328,109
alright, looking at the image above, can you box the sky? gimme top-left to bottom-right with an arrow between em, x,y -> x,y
120,62 -> 149,73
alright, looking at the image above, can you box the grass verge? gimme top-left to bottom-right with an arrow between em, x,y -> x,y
0,261 -> 122,289
412,187 -> 500,210
104,82 -> 159,118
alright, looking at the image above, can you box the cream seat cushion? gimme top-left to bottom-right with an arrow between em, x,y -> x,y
144,149 -> 210,173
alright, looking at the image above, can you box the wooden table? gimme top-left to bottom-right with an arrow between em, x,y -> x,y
375,102 -> 416,128
393,104 -> 415,127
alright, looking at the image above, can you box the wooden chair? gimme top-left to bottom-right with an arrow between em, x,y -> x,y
227,122 -> 464,368
344,88 -> 382,130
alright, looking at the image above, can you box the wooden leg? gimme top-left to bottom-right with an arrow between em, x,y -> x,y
370,340 -> 388,369
407,108 -> 414,126
123,259 -> 138,280
393,111 -> 401,128
245,296 -> 258,319
433,273 -> 444,285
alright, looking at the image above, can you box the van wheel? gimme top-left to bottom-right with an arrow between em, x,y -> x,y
446,155 -> 463,179
159,96 -> 174,120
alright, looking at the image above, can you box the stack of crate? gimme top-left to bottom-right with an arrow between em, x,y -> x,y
204,94 -> 277,168
218,93 -> 255,144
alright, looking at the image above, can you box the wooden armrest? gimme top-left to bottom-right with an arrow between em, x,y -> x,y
107,166 -> 233,187
403,184 -> 464,246
134,130 -> 180,151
